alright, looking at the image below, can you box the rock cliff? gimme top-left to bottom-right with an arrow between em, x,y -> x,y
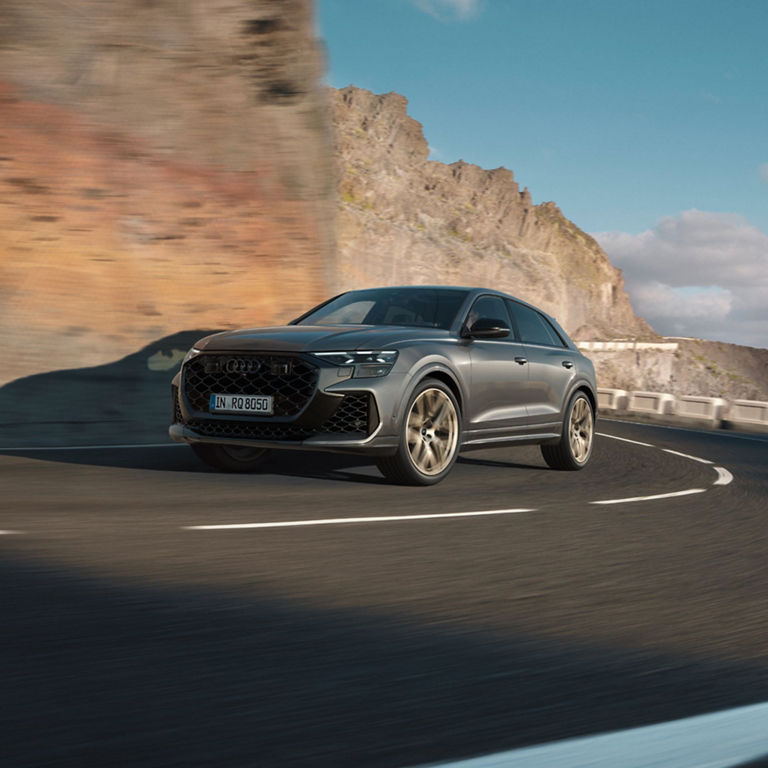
331,86 -> 653,340
587,339 -> 768,402
0,0 -> 334,385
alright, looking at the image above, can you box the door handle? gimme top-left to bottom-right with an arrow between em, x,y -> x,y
514,356 -> 528,365
562,360 -> 574,369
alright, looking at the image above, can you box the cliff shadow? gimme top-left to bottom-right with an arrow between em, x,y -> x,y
2,549 -> 768,767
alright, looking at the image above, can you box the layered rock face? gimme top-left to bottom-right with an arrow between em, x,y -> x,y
332,86 -> 653,340
0,0 -> 334,385
589,340 -> 768,401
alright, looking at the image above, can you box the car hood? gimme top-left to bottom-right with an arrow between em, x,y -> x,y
197,325 -> 452,353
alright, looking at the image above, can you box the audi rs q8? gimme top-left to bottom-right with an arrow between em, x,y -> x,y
170,286 -> 597,485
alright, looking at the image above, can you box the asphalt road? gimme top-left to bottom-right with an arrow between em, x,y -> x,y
2,421 -> 767,767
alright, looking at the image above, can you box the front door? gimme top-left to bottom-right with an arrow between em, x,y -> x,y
465,295 -> 531,439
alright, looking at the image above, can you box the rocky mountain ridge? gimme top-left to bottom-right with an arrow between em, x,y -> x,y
331,85 -> 653,340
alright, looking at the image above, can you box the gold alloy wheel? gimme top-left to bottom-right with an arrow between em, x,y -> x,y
569,396 -> 593,464
406,387 -> 459,476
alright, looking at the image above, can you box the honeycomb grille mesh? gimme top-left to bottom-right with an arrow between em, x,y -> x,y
187,420 -> 312,441
183,354 -> 317,416
322,393 -> 370,434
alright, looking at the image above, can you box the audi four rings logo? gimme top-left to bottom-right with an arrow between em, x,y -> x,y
223,358 -> 260,374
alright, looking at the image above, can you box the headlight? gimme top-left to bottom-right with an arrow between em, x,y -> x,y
312,350 -> 398,378
182,346 -> 202,365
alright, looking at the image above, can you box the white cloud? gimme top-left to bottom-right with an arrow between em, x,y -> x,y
594,210 -> 768,348
759,163 -> 768,183
411,0 -> 481,21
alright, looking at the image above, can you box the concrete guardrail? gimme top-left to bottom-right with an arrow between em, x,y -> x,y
596,388 -> 628,411
628,391 -> 676,416
729,399 -> 768,430
596,388 -> 768,433
674,395 -> 729,426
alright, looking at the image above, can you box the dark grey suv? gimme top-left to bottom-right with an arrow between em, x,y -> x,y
170,286 -> 596,485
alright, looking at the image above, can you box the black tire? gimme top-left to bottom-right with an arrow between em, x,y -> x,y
192,443 -> 270,473
541,391 -> 594,470
376,378 -> 461,486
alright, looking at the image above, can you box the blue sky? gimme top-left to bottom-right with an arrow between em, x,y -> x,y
317,0 -> 768,348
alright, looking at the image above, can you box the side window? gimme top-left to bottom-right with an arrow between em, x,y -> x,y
506,301 -> 565,347
465,295 -> 511,339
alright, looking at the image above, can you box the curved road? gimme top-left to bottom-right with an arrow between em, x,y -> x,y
2,421 -> 767,766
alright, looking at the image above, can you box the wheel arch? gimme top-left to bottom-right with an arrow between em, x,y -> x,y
391,362 -> 465,430
575,383 -> 597,419
563,379 -> 597,424
419,369 -> 464,416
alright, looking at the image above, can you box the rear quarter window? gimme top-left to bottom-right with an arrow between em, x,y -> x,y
506,300 -> 566,347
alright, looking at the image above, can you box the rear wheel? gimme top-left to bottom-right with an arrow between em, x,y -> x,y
192,443 -> 270,473
377,379 -> 461,486
541,391 -> 594,470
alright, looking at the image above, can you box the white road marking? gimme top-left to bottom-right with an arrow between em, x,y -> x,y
713,466 -> 734,486
183,508 -> 535,531
0,443 -> 185,451
413,700 -> 768,768
597,432 -> 654,447
0,530 -> 24,535
591,488 -> 707,506
663,448 -> 713,464
601,416 -> 768,443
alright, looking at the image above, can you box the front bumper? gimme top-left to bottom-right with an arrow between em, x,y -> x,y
168,422 -> 399,456
170,353 -> 406,456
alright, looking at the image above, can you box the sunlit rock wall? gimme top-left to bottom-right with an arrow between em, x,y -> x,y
332,85 -> 653,340
0,0 -> 334,385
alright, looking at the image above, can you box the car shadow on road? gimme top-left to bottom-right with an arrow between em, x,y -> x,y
0,329 -> 219,450
457,454 -> 550,471
0,444 -> 554,484
0,443 -> 392,484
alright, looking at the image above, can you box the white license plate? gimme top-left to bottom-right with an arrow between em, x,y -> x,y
209,394 -> 273,415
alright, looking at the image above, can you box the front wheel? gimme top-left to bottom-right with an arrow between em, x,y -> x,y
376,379 -> 461,486
541,392 -> 594,470
192,443 -> 270,473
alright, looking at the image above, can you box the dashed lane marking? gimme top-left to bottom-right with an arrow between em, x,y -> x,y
0,530 -> 24,535
662,448 -> 713,464
183,508 -> 535,531
714,466 -> 734,486
601,416 -> 768,443
596,432 -> 654,447
591,488 -> 707,506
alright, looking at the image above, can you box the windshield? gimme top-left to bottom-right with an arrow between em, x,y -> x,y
297,287 -> 470,329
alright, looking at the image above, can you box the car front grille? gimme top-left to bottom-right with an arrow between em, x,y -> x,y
183,354 -> 317,417
184,393 -> 375,442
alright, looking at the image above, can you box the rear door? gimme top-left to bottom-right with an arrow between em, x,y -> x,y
505,300 -> 575,427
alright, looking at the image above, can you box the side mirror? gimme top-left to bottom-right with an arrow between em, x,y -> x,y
467,317 -> 511,339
